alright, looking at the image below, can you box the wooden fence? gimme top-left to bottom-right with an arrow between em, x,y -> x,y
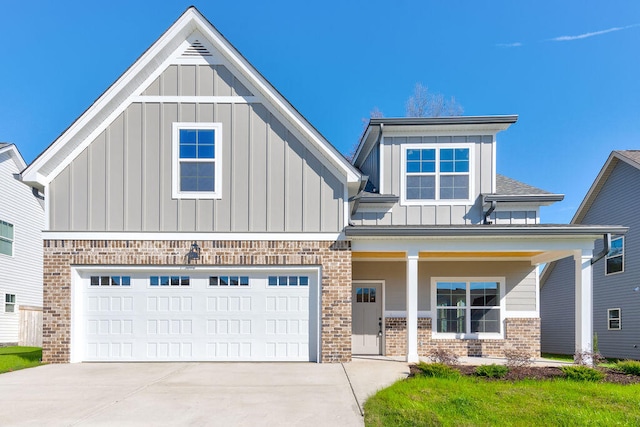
18,305 -> 43,347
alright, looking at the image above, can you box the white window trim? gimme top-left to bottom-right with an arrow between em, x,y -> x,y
171,122 -> 223,199
400,143 -> 475,206
605,236 -> 624,276
0,219 -> 14,257
607,308 -> 621,330
430,276 -> 505,340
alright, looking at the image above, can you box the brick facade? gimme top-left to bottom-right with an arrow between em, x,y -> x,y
385,317 -> 540,358
43,239 -> 352,364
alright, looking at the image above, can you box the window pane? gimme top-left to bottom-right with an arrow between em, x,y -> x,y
407,149 -> 421,161
180,162 -> 215,192
363,288 -> 369,303
219,276 -> 228,286
437,282 -> 466,307
150,276 -> 159,286
160,276 -> 169,286
440,149 -> 453,160
268,276 -> 277,286
180,129 -> 197,143
440,174 -> 468,199
470,308 -> 500,333
198,145 -> 215,159
407,161 -> 421,173
356,288 -> 362,303
609,309 -> 620,319
470,282 -> 499,306
609,319 -> 620,329
240,276 -> 249,286
90,276 -> 99,286
370,288 -> 376,303
180,144 -> 197,159
0,239 -> 11,255
299,277 -> 308,286
101,276 -> 110,286
198,129 -> 215,144
422,149 -> 436,161
181,277 -> 189,286
607,256 -> 623,274
407,175 -> 435,200
608,237 -> 623,256
111,276 -> 120,286
210,276 -> 218,286
0,220 -> 14,239
279,276 -> 288,286
421,161 -> 436,173
437,308 -> 465,333
289,276 -> 298,286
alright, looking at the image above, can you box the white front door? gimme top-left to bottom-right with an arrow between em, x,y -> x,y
352,282 -> 382,355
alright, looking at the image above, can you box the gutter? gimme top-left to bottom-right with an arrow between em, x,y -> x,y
345,225 -> 629,238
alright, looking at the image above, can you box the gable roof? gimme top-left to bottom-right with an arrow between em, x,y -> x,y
572,150 -> 640,224
0,143 -> 27,171
483,174 -> 564,204
496,174 -> 552,195
21,6 -> 360,189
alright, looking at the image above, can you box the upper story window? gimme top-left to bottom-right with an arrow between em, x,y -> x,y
0,220 -> 14,256
606,236 -> 624,275
402,145 -> 472,204
172,123 -> 222,199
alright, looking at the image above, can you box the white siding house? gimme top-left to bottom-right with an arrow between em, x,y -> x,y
0,143 -> 44,345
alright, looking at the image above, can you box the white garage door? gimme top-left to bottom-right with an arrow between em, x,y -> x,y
75,269 -> 319,362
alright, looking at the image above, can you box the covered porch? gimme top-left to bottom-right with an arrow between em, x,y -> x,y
347,225 -> 627,363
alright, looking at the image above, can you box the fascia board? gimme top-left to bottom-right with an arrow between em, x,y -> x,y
571,152 -> 619,224
344,225 -> 629,238
193,12 -> 360,183
484,194 -> 565,203
0,144 -> 27,171
22,11 -> 198,186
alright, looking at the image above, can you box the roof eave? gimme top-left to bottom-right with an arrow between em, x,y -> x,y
484,194 -> 565,203
344,225 -> 628,238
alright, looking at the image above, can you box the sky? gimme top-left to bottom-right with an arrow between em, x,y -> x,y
1,1 -> 639,224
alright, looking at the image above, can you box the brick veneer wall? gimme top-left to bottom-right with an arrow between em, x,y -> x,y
385,317 -> 540,358
43,239 -> 352,364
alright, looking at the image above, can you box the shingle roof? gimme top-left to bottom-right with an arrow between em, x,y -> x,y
0,143 -> 10,149
496,174 -> 551,195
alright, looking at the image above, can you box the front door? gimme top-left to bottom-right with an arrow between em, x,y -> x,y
352,282 -> 382,355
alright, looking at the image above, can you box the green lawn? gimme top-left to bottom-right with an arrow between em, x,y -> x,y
0,346 -> 42,374
364,376 -> 640,426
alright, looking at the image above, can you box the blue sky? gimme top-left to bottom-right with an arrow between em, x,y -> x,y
1,1 -> 639,223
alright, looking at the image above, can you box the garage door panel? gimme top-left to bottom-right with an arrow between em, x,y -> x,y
79,270 -> 317,362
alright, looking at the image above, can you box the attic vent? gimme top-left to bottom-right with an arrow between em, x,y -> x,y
182,40 -> 212,57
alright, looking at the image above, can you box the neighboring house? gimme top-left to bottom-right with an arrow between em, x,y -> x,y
541,150 -> 640,360
20,7 -> 625,364
0,143 -> 44,346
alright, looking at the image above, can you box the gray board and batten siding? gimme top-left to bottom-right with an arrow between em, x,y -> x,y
541,159 -> 640,359
354,135 -> 495,226
48,64 -> 345,233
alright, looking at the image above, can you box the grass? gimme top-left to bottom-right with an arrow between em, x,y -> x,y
0,346 -> 42,374
364,375 -> 640,426
541,352 -> 620,368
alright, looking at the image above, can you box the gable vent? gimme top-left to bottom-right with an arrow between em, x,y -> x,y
182,40 -> 212,57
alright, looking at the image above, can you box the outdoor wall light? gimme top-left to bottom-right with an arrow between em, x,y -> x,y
187,241 -> 201,264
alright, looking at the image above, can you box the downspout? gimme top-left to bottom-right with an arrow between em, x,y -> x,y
483,200 -> 497,225
349,175 -> 369,220
590,233 -> 611,265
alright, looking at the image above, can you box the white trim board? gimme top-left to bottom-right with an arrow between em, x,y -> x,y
42,231 -> 345,241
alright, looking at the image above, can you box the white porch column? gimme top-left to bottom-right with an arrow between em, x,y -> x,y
406,252 -> 419,363
574,249 -> 593,358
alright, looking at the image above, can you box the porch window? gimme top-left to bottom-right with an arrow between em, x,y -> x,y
605,236 -> 624,275
403,145 -> 472,204
435,280 -> 501,335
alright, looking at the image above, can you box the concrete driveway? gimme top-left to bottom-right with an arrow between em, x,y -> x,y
0,358 -> 408,426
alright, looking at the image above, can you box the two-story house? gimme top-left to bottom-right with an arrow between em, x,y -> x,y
541,150 -> 640,360
0,143 -> 44,346
20,7 -> 625,364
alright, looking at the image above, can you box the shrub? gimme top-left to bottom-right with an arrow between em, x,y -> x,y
561,365 -> 604,382
615,360 -> 640,376
415,362 -> 461,379
504,349 -> 532,368
428,348 -> 460,366
475,364 -> 509,378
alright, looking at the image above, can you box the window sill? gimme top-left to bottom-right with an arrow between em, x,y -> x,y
431,333 -> 504,340
172,192 -> 222,200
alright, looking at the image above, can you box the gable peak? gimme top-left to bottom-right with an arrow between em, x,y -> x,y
181,39 -> 212,58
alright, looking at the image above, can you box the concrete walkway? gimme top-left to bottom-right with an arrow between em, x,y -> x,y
0,359 -> 409,427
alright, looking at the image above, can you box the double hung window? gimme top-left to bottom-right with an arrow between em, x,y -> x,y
607,308 -> 621,330
172,123 -> 222,199
404,145 -> 471,203
434,279 -> 503,336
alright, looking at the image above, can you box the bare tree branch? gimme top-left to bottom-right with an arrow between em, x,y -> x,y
405,83 -> 463,117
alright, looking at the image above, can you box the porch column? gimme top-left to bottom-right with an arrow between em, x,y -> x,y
574,249 -> 593,359
406,252 -> 419,363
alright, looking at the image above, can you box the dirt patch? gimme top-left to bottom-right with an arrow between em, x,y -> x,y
409,364 -> 640,385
